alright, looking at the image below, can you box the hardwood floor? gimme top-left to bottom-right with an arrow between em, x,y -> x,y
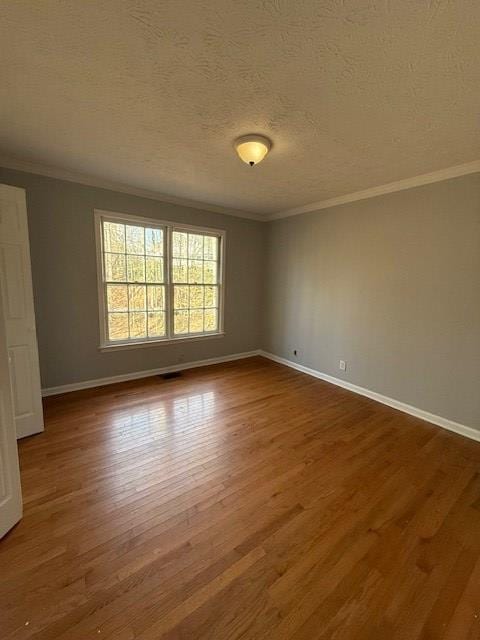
1,356 -> 480,639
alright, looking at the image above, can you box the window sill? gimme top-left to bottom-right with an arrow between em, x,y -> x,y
99,332 -> 225,352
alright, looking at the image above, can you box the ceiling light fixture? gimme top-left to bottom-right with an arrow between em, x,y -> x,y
234,134 -> 272,166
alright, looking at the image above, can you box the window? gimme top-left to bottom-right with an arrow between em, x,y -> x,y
95,211 -> 224,349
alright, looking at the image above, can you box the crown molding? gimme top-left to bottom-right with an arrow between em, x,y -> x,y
268,160 -> 480,220
2,155 -> 479,223
0,155 -> 265,222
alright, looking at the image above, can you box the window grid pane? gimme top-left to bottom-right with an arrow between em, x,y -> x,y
148,311 -> 165,337
103,220 -> 166,341
147,285 -> 165,311
107,284 -> 128,312
171,230 -> 220,336
172,284 -> 219,335
145,228 -> 163,256
102,220 -> 220,343
108,312 -> 129,341
126,225 -> 145,255
104,222 -> 125,253
129,311 -> 147,338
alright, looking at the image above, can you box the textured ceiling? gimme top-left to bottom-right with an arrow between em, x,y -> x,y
1,1 -> 479,217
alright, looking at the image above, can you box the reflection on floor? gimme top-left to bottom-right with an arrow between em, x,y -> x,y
1,356 -> 480,639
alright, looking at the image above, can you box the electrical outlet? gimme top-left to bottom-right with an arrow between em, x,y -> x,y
293,349 -> 298,357
339,360 -> 346,371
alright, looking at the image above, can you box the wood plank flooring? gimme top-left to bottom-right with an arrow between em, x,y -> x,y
1,356 -> 480,639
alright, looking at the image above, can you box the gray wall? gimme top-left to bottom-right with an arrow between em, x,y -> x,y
264,174 -> 480,430
0,167 -> 265,389
1,166 -> 479,431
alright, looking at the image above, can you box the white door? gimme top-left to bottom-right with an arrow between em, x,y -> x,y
0,184 -> 44,439
0,287 -> 22,538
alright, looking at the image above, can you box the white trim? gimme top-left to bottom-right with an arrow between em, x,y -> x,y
268,160 -> 480,220
94,209 -> 226,349
42,350 -> 261,397
2,156 -> 479,222
259,351 -> 480,443
95,209 -> 228,236
98,332 -> 225,352
0,155 -> 263,221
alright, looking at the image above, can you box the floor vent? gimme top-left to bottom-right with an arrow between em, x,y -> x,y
160,371 -> 182,380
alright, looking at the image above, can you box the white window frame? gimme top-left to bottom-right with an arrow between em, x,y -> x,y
94,209 -> 226,351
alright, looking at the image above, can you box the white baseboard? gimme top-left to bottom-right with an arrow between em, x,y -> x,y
42,349 -> 480,444
42,350 -> 261,397
259,351 -> 480,443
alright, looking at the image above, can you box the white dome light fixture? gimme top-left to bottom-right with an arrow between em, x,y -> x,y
234,134 -> 272,166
